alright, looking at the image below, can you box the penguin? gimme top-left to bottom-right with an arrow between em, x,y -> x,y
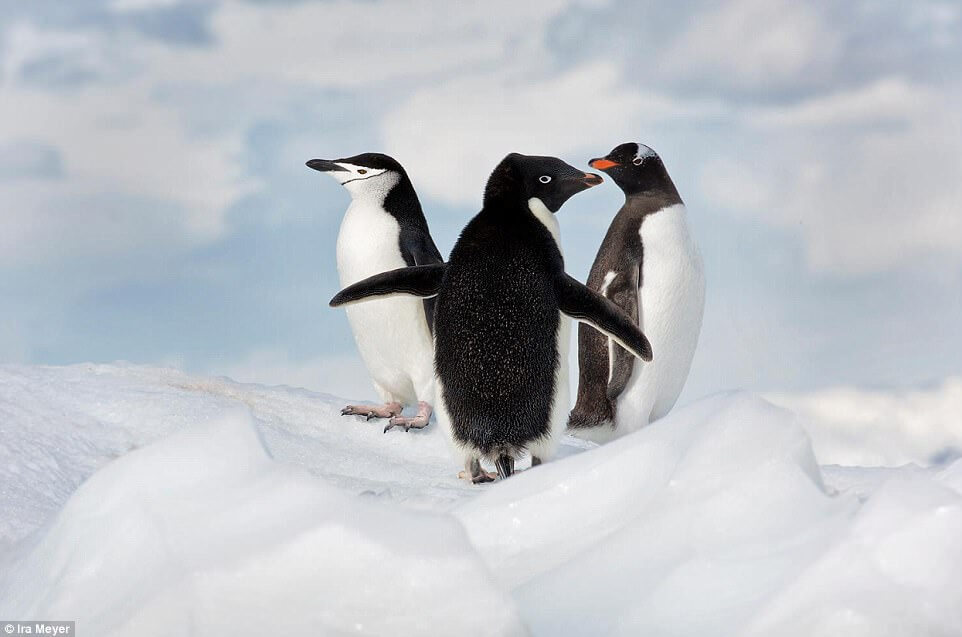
306,153 -> 441,432
330,153 -> 652,482
568,142 -> 705,442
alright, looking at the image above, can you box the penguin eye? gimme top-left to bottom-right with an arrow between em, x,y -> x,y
539,175 -> 552,183
632,157 -> 643,166
357,169 -> 368,174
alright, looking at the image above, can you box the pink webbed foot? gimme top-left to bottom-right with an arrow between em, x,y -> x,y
458,458 -> 497,484
341,401 -> 402,421
384,401 -> 433,433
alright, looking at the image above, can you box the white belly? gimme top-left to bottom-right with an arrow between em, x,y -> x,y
336,201 -> 435,404
615,203 -> 705,433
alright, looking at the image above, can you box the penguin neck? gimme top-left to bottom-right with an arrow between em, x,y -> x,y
381,173 -> 425,222
623,187 -> 683,215
478,199 -> 565,259
527,197 -> 562,252
621,170 -> 683,213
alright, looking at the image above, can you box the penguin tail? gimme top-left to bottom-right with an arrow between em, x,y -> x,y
494,454 -> 515,480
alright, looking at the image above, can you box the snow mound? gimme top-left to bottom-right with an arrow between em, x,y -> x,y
455,393 -> 962,636
1,365 -> 961,636
0,363 -> 493,547
0,410 -> 525,637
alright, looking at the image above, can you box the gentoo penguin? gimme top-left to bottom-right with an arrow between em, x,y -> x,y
568,142 -> 705,442
330,153 -> 652,482
306,153 -> 441,432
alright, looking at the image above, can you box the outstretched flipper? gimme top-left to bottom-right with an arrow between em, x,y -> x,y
605,262 -> 641,400
400,228 -> 444,333
330,263 -> 447,307
556,273 -> 653,363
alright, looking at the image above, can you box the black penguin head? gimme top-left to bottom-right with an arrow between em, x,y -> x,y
588,142 -> 675,196
484,153 -> 603,213
306,152 -> 407,197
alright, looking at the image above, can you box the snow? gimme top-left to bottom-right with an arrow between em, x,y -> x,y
1,364 -> 961,636
768,377 -> 962,467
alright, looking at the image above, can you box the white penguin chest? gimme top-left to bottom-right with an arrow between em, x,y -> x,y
638,203 -> 703,301
336,200 -> 408,284
620,203 -> 705,422
334,199 -> 433,403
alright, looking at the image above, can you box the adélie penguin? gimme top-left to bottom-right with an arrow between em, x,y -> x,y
306,153 -> 442,432
568,142 -> 705,442
330,153 -> 652,481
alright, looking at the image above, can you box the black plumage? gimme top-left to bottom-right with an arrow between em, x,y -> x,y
569,142 -> 682,432
332,153 -> 652,481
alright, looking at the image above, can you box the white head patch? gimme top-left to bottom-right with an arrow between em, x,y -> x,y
327,162 -> 399,200
632,144 -> 657,166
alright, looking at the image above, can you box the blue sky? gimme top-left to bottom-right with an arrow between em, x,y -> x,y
1,0 -> 960,402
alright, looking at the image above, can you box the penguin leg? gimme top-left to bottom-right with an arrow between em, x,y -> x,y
458,458 -> 496,484
495,454 -> 515,480
531,456 -> 543,467
340,402 -> 402,421
383,401 -> 433,433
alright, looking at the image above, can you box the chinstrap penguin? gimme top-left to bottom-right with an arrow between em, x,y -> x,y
568,142 -> 705,442
306,152 -> 441,432
330,153 -> 652,482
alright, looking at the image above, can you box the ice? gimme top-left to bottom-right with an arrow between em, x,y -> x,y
456,394 -> 858,635
1,364 -> 960,636
0,407 -> 525,637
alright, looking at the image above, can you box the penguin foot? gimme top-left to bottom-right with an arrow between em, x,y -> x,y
458,458 -> 497,484
383,401 -> 432,433
341,402 -> 402,421
457,469 -> 497,483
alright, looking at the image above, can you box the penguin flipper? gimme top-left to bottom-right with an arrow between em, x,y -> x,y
330,264 -> 447,307
606,263 -> 641,401
399,231 -> 445,334
400,228 -> 444,267
556,274 -> 652,363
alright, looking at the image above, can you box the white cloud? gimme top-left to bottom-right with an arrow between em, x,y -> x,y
141,0 -> 578,89
698,158 -> 774,214
750,77 -> 935,128
660,0 -> 841,90
383,62 -> 722,205
704,78 -> 962,275
109,0 -> 184,11
0,22 -> 256,266
1,0 -> 959,284
0,0 -> 604,267
768,377 -> 962,467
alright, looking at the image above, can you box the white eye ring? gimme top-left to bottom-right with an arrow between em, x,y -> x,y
632,156 -> 643,166
539,175 -> 552,183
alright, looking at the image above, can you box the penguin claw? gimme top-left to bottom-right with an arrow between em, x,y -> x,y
383,415 -> 428,433
381,402 -> 433,434
340,402 -> 402,420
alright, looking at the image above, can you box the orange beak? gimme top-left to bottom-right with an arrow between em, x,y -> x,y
589,158 -> 619,170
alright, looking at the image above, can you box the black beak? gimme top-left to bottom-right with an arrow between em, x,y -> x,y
306,159 -> 346,172
582,172 -> 603,187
